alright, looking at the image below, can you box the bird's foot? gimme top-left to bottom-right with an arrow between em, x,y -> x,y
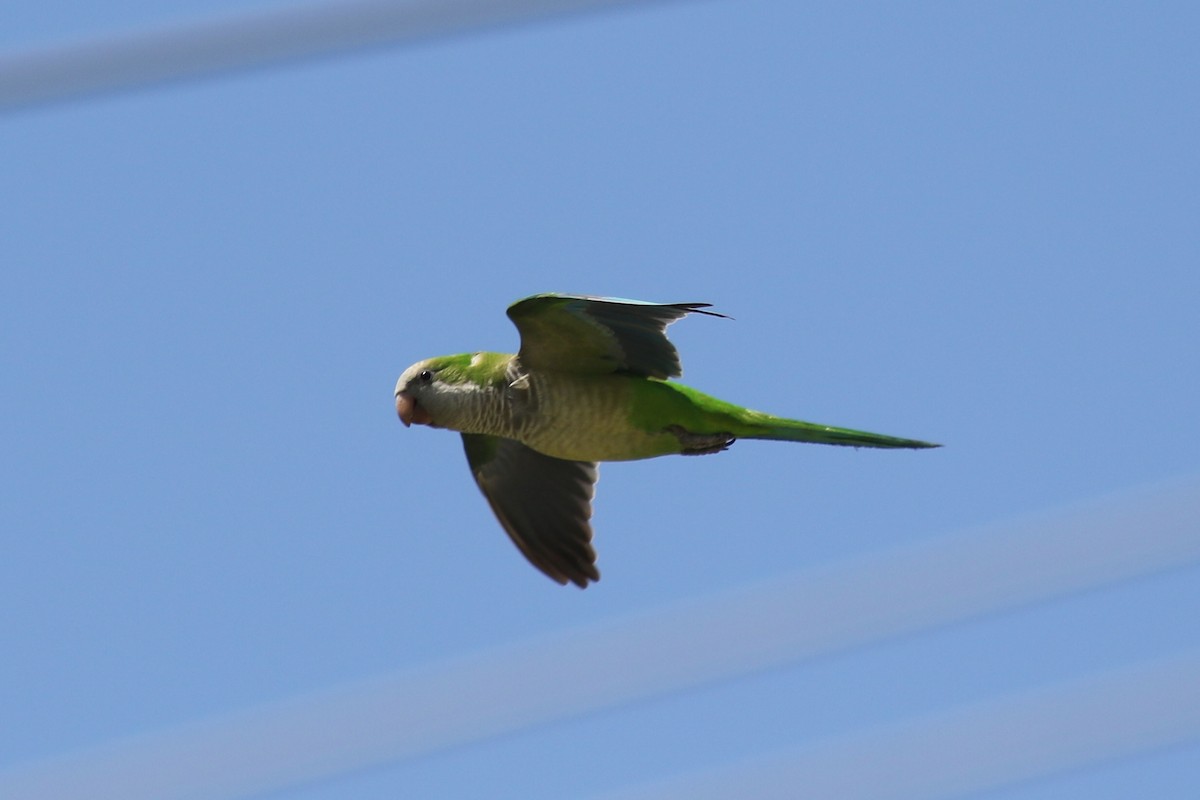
666,425 -> 736,456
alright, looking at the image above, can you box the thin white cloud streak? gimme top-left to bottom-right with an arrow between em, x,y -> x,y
2,476 -> 1198,800
0,0 -> 686,111
596,650 -> 1200,800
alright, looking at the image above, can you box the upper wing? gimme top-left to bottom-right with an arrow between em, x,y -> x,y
462,433 -> 600,588
506,293 -> 727,379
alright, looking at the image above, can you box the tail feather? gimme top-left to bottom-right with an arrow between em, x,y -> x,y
742,416 -> 940,449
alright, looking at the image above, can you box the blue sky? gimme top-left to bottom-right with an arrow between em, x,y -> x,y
2,2 -> 1199,797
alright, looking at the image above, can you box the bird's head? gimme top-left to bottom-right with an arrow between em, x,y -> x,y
394,352 -> 509,428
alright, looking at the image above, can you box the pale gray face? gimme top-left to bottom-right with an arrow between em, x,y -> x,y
394,360 -> 440,427
394,360 -> 434,394
394,358 -> 484,429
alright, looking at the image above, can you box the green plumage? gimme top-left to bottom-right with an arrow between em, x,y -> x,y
395,294 -> 938,588
629,378 -> 935,451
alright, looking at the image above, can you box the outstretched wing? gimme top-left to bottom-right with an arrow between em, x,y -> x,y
506,293 -> 727,379
462,433 -> 600,588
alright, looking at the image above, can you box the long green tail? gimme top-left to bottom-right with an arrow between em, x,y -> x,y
643,381 -> 940,450
738,412 -> 940,449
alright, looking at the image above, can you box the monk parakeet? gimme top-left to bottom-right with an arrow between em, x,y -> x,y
395,294 -> 937,588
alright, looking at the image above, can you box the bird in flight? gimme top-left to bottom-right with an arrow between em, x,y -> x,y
395,293 -> 938,588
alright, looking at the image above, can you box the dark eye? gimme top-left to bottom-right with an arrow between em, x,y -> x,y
419,370 -> 433,383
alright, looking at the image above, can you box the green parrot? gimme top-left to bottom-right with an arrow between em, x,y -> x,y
395,294 -> 938,588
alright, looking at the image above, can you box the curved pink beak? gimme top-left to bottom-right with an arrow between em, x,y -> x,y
396,391 -> 432,427
396,391 -> 415,427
